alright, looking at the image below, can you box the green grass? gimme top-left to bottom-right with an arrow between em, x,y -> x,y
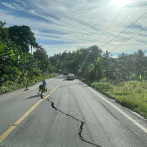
91,80 -> 147,119
0,73 -> 54,94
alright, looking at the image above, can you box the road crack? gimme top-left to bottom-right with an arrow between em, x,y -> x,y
47,99 -> 101,147
98,100 -> 119,120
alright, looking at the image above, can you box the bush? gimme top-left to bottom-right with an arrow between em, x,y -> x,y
2,74 -> 9,81
0,86 -> 10,93
91,82 -> 113,93
31,68 -> 42,77
91,81 -> 147,118
0,72 -> 55,94
4,66 -> 21,81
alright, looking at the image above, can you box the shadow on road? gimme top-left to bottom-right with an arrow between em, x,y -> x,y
24,94 -> 40,100
54,76 -> 66,79
60,81 -> 83,87
60,83 -> 77,87
83,85 -> 89,87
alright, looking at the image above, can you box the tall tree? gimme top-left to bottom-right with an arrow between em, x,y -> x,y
8,25 -> 38,53
0,20 -> 8,41
34,46 -> 53,73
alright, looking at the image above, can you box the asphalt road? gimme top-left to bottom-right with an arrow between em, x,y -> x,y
0,76 -> 147,147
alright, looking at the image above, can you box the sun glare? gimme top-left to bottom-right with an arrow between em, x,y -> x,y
111,0 -> 130,7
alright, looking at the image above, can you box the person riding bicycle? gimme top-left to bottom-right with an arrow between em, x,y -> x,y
38,78 -> 47,98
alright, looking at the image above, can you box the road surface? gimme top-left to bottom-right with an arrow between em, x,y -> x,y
0,76 -> 147,147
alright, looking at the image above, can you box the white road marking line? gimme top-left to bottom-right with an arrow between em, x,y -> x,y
88,87 -> 147,134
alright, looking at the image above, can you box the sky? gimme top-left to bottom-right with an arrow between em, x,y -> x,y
0,0 -> 147,56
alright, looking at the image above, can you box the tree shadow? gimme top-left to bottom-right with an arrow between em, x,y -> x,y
83,85 -> 89,87
60,83 -> 76,87
55,76 -> 66,79
24,88 -> 29,91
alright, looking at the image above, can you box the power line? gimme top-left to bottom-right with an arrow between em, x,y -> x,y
101,11 -> 147,48
96,0 -> 130,42
100,0 -> 143,47
112,28 -> 144,52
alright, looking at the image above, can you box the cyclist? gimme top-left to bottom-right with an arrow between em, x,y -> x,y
38,78 -> 47,99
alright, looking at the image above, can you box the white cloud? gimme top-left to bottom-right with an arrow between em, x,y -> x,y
1,2 -> 15,9
1,2 -> 25,11
0,0 -> 147,56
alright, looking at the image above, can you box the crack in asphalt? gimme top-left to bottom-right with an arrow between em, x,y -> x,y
98,100 -> 119,120
47,99 -> 101,147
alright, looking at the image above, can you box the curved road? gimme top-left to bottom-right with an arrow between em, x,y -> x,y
0,76 -> 147,147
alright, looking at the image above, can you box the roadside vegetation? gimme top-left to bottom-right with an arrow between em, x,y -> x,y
51,45 -> 147,118
0,74 -> 54,94
91,80 -> 147,118
0,20 -> 54,94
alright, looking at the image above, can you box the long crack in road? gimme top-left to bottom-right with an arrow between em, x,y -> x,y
47,98 -> 101,147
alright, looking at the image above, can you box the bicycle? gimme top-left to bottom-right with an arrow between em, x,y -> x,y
38,84 -> 47,99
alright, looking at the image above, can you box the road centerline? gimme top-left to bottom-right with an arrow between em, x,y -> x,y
0,80 -> 63,143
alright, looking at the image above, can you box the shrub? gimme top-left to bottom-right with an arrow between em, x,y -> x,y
4,66 -> 21,81
91,82 -> 113,93
0,86 -> 10,93
2,74 -> 9,81
91,80 -> 147,118
0,72 -> 54,94
31,68 -> 42,77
